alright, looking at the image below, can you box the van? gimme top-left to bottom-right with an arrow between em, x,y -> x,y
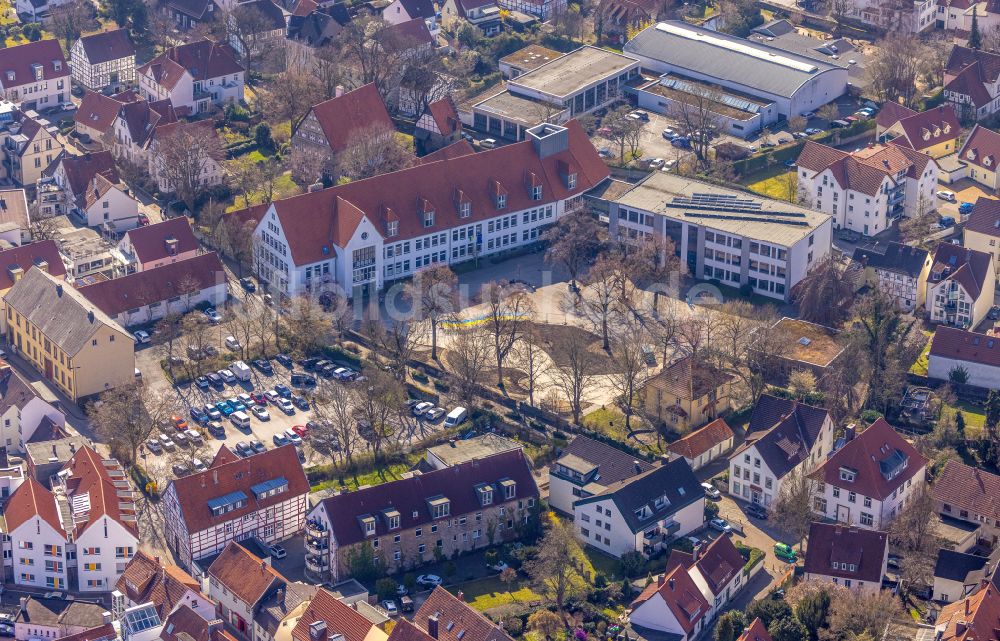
443,407 -> 468,428
230,411 -> 251,430
479,138 -> 497,149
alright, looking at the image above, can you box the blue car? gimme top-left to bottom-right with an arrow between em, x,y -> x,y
275,384 -> 292,398
216,400 -> 235,416
228,397 -> 247,412
190,407 -> 208,424
960,202 -> 975,216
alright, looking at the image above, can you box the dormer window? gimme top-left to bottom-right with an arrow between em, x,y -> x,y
459,202 -> 471,218
427,495 -> 450,519
32,64 -> 42,81
987,157 -> 993,167
496,194 -> 507,209
424,210 -> 435,227
53,60 -> 61,72
968,150 -> 977,161
944,123 -> 952,134
384,509 -> 400,530
387,220 -> 399,237
4,71 -> 12,82
654,494 -> 668,509
839,468 -> 856,482
359,515 -> 376,536
476,483 -> 493,506
499,478 -> 516,500
531,185 -> 542,200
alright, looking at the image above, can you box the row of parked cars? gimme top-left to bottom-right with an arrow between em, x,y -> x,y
409,401 -> 468,427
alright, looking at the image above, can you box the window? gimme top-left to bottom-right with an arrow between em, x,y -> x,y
418,544 -> 426,553
860,512 -> 873,526
83,563 -> 101,571
387,220 -> 399,237
424,211 -> 435,227
531,185 -> 542,200
115,547 -> 133,559
496,194 -> 507,209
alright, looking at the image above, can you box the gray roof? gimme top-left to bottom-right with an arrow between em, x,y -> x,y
16,597 -> 108,627
934,548 -> 991,583
741,394 -> 830,480
556,435 -> 656,487
25,435 -> 90,466
426,434 -> 522,468
573,457 -> 702,534
0,367 -> 42,415
256,581 -> 318,636
624,21 -> 845,100
852,241 -> 928,279
3,267 -> 131,356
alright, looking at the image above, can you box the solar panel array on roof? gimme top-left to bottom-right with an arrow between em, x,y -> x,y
123,604 -> 161,635
659,76 -> 764,114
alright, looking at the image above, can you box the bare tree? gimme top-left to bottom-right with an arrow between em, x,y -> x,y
867,34 -> 921,107
603,105 -> 646,163
366,319 -> 419,380
288,145 -> 329,187
249,302 -> 277,357
608,320 -> 650,432
448,324 -> 493,402
582,253 -> 623,350
410,265 -> 458,360
181,313 -> 211,375
826,586 -> 904,640
481,282 -> 534,388
899,195 -> 937,248
550,329 -> 599,424
337,16 -> 411,99
226,3 -> 275,78
526,515 -> 589,613
337,123 -> 415,181
793,256 -> 856,327
543,209 -> 605,291
312,379 -> 359,465
89,385 -> 181,469
223,309 -> 255,361
355,367 -> 405,460
770,467 -> 813,550
512,325 -> 549,406
151,122 -> 224,213
668,84 -> 723,168
261,68 -> 325,126
49,0 -> 93,49
281,296 -> 332,355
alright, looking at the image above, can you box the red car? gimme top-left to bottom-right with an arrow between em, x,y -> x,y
250,392 -> 267,406
172,416 -> 188,431
292,424 -> 309,438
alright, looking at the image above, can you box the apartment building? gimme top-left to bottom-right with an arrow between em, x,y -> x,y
3,267 -> 135,401
114,216 -> 200,274
110,97 -> 178,169
728,395 -> 834,508
4,114 -> 65,187
934,460 -> 1000,547
851,241 -> 931,311
162,445 -> 310,570
0,362 -> 65,454
609,172 -> 832,301
147,120 -> 225,196
137,39 -> 244,114
804,523 -> 888,595
2,445 -> 138,592
548,435 -> 656,515
39,151 -> 121,219
642,356 -> 733,433
811,418 -> 928,530
114,551 -> 216,619
70,30 -> 136,92
247,121 -> 608,299
305,450 -> 539,582
0,240 -> 67,331
207,542 -> 293,641
0,40 -> 70,111
797,140 -> 939,237
925,244 -> 995,328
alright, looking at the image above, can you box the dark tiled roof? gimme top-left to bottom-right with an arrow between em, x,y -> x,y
557,435 -> 656,486
964,196 -> 1000,238
803,522 -> 887,584
74,91 -> 133,135
387,0 -> 435,20
207,542 -> 286,606
875,101 -> 918,129
929,243 -> 993,300
852,241 -> 928,279
15,597 -> 107,627
138,39 -> 241,90
235,0 -> 286,30
414,588 -> 515,641
574,458 -> 702,534
114,551 -> 203,619
388,17 -> 434,46
161,605 -> 237,641
935,548 -> 991,583
692,535 -> 744,596
59,151 -> 120,198
894,105 -> 960,153
959,124 -> 1000,173
256,581 -> 318,636
644,356 -> 733,401
77,29 -> 135,65
739,395 -> 830,480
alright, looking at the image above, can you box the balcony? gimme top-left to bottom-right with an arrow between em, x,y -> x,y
305,536 -> 328,555
305,554 -> 329,573
306,519 -> 327,537
887,190 -> 905,206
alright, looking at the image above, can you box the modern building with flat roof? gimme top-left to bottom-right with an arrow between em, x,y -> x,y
609,172 -> 832,300
624,21 -> 848,119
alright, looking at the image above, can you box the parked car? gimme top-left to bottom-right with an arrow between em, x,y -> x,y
805,127 -> 822,135
275,384 -> 292,397
990,306 -> 1000,321
219,369 -> 236,385
190,406 -> 208,424
413,401 -> 433,416
251,406 -> 271,421
960,202 -> 975,216
269,544 -> 286,559
133,330 -> 150,344
250,439 -> 266,453
204,404 -> 222,421
701,482 -> 721,500
292,395 -> 310,411
275,353 -> 293,368
937,190 -> 957,202
172,416 -> 188,431
284,429 -> 303,445
264,389 -> 280,403
277,398 -> 295,414
300,357 -> 322,370
489,560 -> 509,572
225,336 -> 242,351
745,503 -> 768,519
159,434 -> 176,451
424,407 -> 446,421
773,542 -> 798,562
333,367 -> 355,381
630,109 -> 649,121
172,463 -> 190,477
206,372 -> 223,387
292,424 -> 309,438
709,518 -> 732,534
227,397 -> 247,412
381,600 -> 399,617
216,400 -> 235,416
250,392 -> 267,405
273,433 -> 289,446
238,393 -> 253,406
417,575 -> 443,587
291,373 -> 317,387
207,421 -> 225,438
146,439 -> 163,455
800,111 -> 816,118
186,429 -> 204,445
235,441 -> 253,457
252,359 -> 274,375
195,376 -> 210,390
204,308 -> 222,324
240,277 -> 257,293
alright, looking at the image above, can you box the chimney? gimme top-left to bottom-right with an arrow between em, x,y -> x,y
19,597 -> 26,610
657,574 -> 665,587
69,441 -> 76,453
7,264 -> 22,282
33,258 -> 48,273
51,444 -> 57,457
449,439 -> 456,447
428,615 -> 439,639
102,611 -> 113,624
845,424 -> 856,441
966,597 -> 971,616
309,621 -> 328,641
207,620 -> 223,634
55,283 -> 62,297
633,460 -> 642,474
456,591 -> 463,600
212,470 -> 218,485
335,85 -> 344,98
165,236 -> 178,256
261,561 -> 266,571
87,310 -> 95,323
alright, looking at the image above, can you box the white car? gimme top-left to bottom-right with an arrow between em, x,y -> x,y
701,482 -> 721,500
800,111 -> 816,118
424,407 -> 446,421
709,518 -> 732,534
277,398 -> 295,414
264,389 -> 280,403
269,544 -> 287,559
219,369 -> 237,385
937,190 -> 957,202
159,434 -> 176,451
251,406 -> 270,421
284,428 -> 302,445
417,574 -> 443,587
489,561 -> 509,572
133,330 -> 150,344
805,127 -> 823,135
225,336 -> 242,351
204,308 -> 222,323
381,600 -> 399,616
146,439 -> 163,454
413,401 -> 433,416
648,158 -> 665,169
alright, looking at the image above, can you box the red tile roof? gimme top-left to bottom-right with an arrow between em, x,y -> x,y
963,196 -> 1000,238
959,124 -> 1000,172
54,623 -> 118,641
300,84 -> 393,154
207,542 -> 286,606
812,418 -> 926,501
415,140 -> 475,165
692,535 -> 744,596
388,619 -> 436,641
114,551 -> 206,618
5,476 -> 62,535
122,216 -> 199,265
931,326 -> 1000,368
78,252 -> 225,317
268,119 -> 607,266
317,450 -> 538,546
77,29 -> 135,65
929,243 -> 993,300
63,445 -> 138,537
631,566 -> 709,635
161,605 -> 236,641
936,582 -> 1000,641
291,589 -> 376,641
59,151 -> 120,198
945,62 -> 994,108
645,356 -> 733,401
118,98 -> 178,147
0,40 -> 69,90
947,45 -> 1000,84
797,140 -> 930,197
737,619 -> 773,641
75,90 -> 135,136
893,105 -> 960,153
426,97 -> 460,137
210,445 -> 240,468
414,588 -> 515,641
875,101 -> 918,130
803,522 -> 888,584
138,39 -> 242,91
0,240 -> 66,290
934,459 -> 1000,522
167,444 -> 309,535
666,418 -> 734,460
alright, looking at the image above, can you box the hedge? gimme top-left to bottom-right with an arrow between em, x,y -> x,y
729,118 -> 877,176
736,541 -> 765,576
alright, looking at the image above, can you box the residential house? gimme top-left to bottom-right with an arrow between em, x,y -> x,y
572,457 -> 703,559
811,418 -> 927,529
3,268 -> 135,401
424,434 -> 522,470
114,551 -> 216,620
147,120 -> 225,196
160,0 -> 214,32
736,620 -> 773,641
0,241 -> 64,332
803,522 -> 888,595
829,0 -> 935,31
548,434 -> 656,515
0,187 -> 30,246
73,90 -> 138,143
934,579 -> 1000,641
926,243 -> 995,328
877,104 -> 961,159
137,40 -> 245,114
598,0 -> 673,43
0,362 -> 65,454
759,317 -> 846,385
928,326 -> 1000,387
382,0 -> 438,36
24,435 -> 88,486
964,197 -> 1000,282
666,418 -> 735,471
934,460 -> 1000,546
495,0 -> 564,20
933,548 -> 999,602
305,449 -> 539,582
40,150 -> 121,220
957,125 -> 1000,192
796,140 -> 939,236
110,97 -> 178,169
254,578 -> 318,641
728,394 -> 834,507
413,587 -> 514,641
285,5 -> 351,69
851,241 -> 931,311
439,0 -> 501,35
249,121 -> 607,299
70,30 -> 136,92
162,445 -> 310,570
53,223 -> 119,283
936,0 -> 1000,31
291,84 -> 394,173
627,563 -> 710,641
414,97 -> 463,153
5,114 -> 64,187
77,172 -> 140,231
78,252 -> 227,327
115,217 -> 201,274
642,356 -> 734,434
291,589 -> 386,641
13,597 -> 109,641
227,0 -> 287,59
3,445 -> 138,592
158,606 -> 239,641
0,40 -> 70,111
944,45 -> 1000,121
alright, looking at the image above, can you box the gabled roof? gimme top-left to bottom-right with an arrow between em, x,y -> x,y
163,0 -> 213,19
691,535 -> 744,596
161,605 -> 237,641
318,450 -> 538,546
76,29 -> 135,65
630,565 -> 709,635
945,62 -> 995,108
291,589 -> 378,641
388,620 -> 436,641
0,40 -> 69,90
935,548 -> 992,584
416,140 -> 475,165
62,444 -> 139,537
299,84 -> 394,154
737,619 -> 773,641
934,459 -> 1000,522
797,140 -> 929,197
804,522 -> 887,584
959,124 -> 1000,173
0,187 -> 28,233
387,0 -> 435,20
414,588 -> 515,641
115,551 -> 205,619
14,597 -> 107,628
666,418 -> 734,461
852,241 -> 928,279
644,355 -> 733,402
122,216 -> 199,265
118,98 -> 178,147
4,268 -> 131,356
574,458 -> 702,534
892,105 -> 960,152
812,418 -> 926,500
0,365 -> 45,416
167,444 -> 308,536
425,97 -> 460,137
0,240 -> 66,291
138,39 -> 242,91
929,243 -> 993,300
79,172 -> 124,211
55,624 -> 118,641
264,120 -> 607,266
388,17 -> 434,46
935,579 -> 1000,641
234,0 -> 286,30
207,541 -> 286,607
59,151 -> 120,198
736,394 -> 830,480
556,435 -> 656,486
875,101 -> 918,130
4,476 -> 62,535
74,90 -> 136,136
964,197 -> 1000,238
78,252 -> 224,317
946,45 -> 1000,83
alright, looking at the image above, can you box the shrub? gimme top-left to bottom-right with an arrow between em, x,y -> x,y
705,501 -> 720,520
505,617 -> 524,636
413,372 -> 430,383
255,123 -> 273,149
225,103 -> 251,121
619,551 -> 645,578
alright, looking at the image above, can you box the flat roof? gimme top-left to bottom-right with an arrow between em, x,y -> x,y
509,46 -> 638,98
499,44 -> 562,71
771,317 -> 844,367
613,172 -> 831,246
426,434 -> 522,467
637,79 -> 763,120
473,90 -> 562,126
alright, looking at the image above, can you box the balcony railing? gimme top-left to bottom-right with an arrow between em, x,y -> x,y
305,536 -> 328,555
305,554 -> 329,573
306,519 -> 327,537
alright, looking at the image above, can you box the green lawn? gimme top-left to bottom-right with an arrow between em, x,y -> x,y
451,576 -> 542,612
583,406 -> 629,441
582,547 -> 622,580
740,165 -> 798,202
225,171 -> 302,212
311,461 -> 414,492
942,399 -> 986,432
910,331 -> 933,376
